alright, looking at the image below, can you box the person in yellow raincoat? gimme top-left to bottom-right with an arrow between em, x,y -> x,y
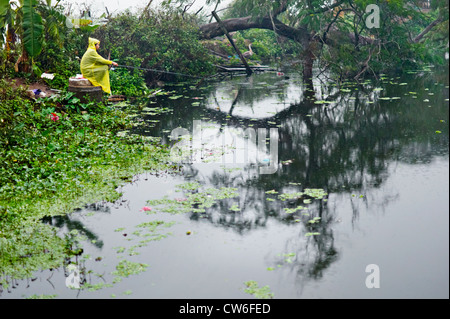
80,37 -> 118,94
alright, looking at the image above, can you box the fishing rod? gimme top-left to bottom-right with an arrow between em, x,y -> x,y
113,64 -> 204,79
112,64 -> 225,88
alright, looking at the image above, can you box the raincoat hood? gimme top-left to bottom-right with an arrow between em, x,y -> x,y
88,37 -> 100,50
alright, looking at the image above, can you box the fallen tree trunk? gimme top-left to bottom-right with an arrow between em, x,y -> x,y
413,16 -> 444,43
199,14 -> 380,53
198,10 -> 446,80
199,15 -> 310,45
199,15 -> 313,78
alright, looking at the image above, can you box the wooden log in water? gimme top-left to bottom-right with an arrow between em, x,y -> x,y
215,64 -> 276,73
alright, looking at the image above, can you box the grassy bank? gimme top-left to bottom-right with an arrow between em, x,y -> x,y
0,80 -> 172,287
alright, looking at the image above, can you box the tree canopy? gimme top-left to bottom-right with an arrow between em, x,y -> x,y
197,0 -> 449,79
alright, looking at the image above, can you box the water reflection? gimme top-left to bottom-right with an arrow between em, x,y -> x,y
41,202 -> 112,250
133,68 -> 448,292
140,67 -> 448,220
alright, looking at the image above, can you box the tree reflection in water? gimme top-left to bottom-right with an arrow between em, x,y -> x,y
141,67 -> 448,284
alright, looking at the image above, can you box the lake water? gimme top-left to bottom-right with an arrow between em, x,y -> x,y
1,66 -> 448,299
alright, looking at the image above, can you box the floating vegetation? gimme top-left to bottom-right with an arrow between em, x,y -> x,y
175,181 -> 202,191
82,282 -> 114,292
303,188 -> 328,199
379,96 -> 401,101
113,220 -> 175,257
308,217 -> 321,224
168,95 -> 184,100
112,260 -> 149,284
314,100 -> 334,105
305,232 -> 321,237
264,186 -> 327,220
284,206 -> 306,214
26,294 -> 58,299
229,204 -> 241,212
134,220 -> 175,242
277,188 -> 327,202
243,281 -> 274,299
278,192 -> 304,201
141,106 -> 172,116
283,253 -> 296,263
147,182 -> 239,214
0,222 -> 72,290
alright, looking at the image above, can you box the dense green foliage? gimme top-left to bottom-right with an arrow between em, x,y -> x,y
216,0 -> 449,78
318,0 -> 449,77
214,28 -> 303,62
1,2 -> 217,94
92,8 -> 216,86
0,80 -> 170,221
0,79 -> 172,285
0,2 -> 216,285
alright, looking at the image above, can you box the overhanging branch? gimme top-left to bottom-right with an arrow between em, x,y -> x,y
412,16 -> 444,43
199,15 -> 310,43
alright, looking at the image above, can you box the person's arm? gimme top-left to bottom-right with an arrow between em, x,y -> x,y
93,51 -> 117,66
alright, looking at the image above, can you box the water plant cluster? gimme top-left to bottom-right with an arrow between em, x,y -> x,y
141,179 -> 330,299
146,181 -> 240,215
0,79 -> 173,292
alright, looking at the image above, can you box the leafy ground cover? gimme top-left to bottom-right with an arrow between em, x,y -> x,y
0,79 -> 173,287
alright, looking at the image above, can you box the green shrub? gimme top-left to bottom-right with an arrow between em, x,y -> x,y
92,8 -> 215,84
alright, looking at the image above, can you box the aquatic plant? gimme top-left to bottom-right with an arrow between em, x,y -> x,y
0,80 -> 174,290
147,182 -> 239,214
112,260 -> 149,284
243,281 -> 274,299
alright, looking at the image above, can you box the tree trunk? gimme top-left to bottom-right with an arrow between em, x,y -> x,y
302,47 -> 314,79
199,15 -> 309,44
6,25 -> 16,63
15,50 -> 31,74
200,15 -> 314,80
413,16 -> 444,43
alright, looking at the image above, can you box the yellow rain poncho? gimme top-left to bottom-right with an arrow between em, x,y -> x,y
80,38 -> 113,94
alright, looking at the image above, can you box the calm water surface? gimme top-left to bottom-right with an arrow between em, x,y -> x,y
2,66 -> 448,299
